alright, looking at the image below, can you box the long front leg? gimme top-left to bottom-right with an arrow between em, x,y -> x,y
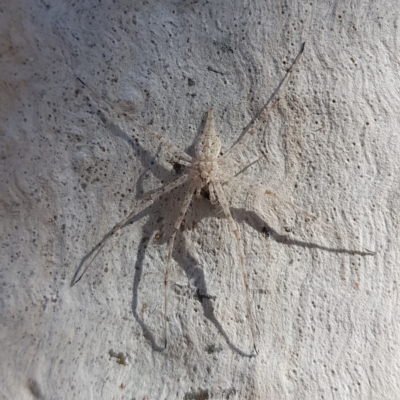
72,174 -> 189,286
221,43 -> 305,162
214,182 -> 258,355
163,183 -> 196,348
77,78 -> 193,164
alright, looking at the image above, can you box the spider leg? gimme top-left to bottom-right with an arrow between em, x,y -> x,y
214,181 -> 258,355
169,155 -> 191,167
221,43 -> 305,162
232,177 -> 376,255
72,174 -> 189,286
219,150 -> 266,179
77,78 -> 192,164
163,183 -> 196,348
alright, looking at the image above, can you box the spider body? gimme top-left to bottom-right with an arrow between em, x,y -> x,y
192,110 -> 222,203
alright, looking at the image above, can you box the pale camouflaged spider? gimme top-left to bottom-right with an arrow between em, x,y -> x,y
72,43 -> 374,355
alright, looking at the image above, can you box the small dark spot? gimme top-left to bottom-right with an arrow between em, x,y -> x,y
173,162 -> 183,174
188,78 -> 195,86
195,289 -> 216,303
261,227 -> 270,237
222,387 -> 237,399
205,343 -> 222,354
28,378 -> 43,399
183,389 -> 209,400
200,188 -> 210,200
207,66 -> 224,75
109,349 -> 129,366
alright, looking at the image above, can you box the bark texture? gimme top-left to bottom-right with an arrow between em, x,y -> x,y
1,1 -> 398,399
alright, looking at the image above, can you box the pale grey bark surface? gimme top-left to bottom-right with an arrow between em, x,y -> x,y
1,1 -> 399,399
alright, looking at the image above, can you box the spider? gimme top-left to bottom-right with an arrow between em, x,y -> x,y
72,42 -> 373,355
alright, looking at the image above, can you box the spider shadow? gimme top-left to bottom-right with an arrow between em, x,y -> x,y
74,102 -> 373,357
75,105 -> 254,356
231,206 -> 373,257
129,193 -> 370,356
74,87 -> 375,356
130,197 -> 256,357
